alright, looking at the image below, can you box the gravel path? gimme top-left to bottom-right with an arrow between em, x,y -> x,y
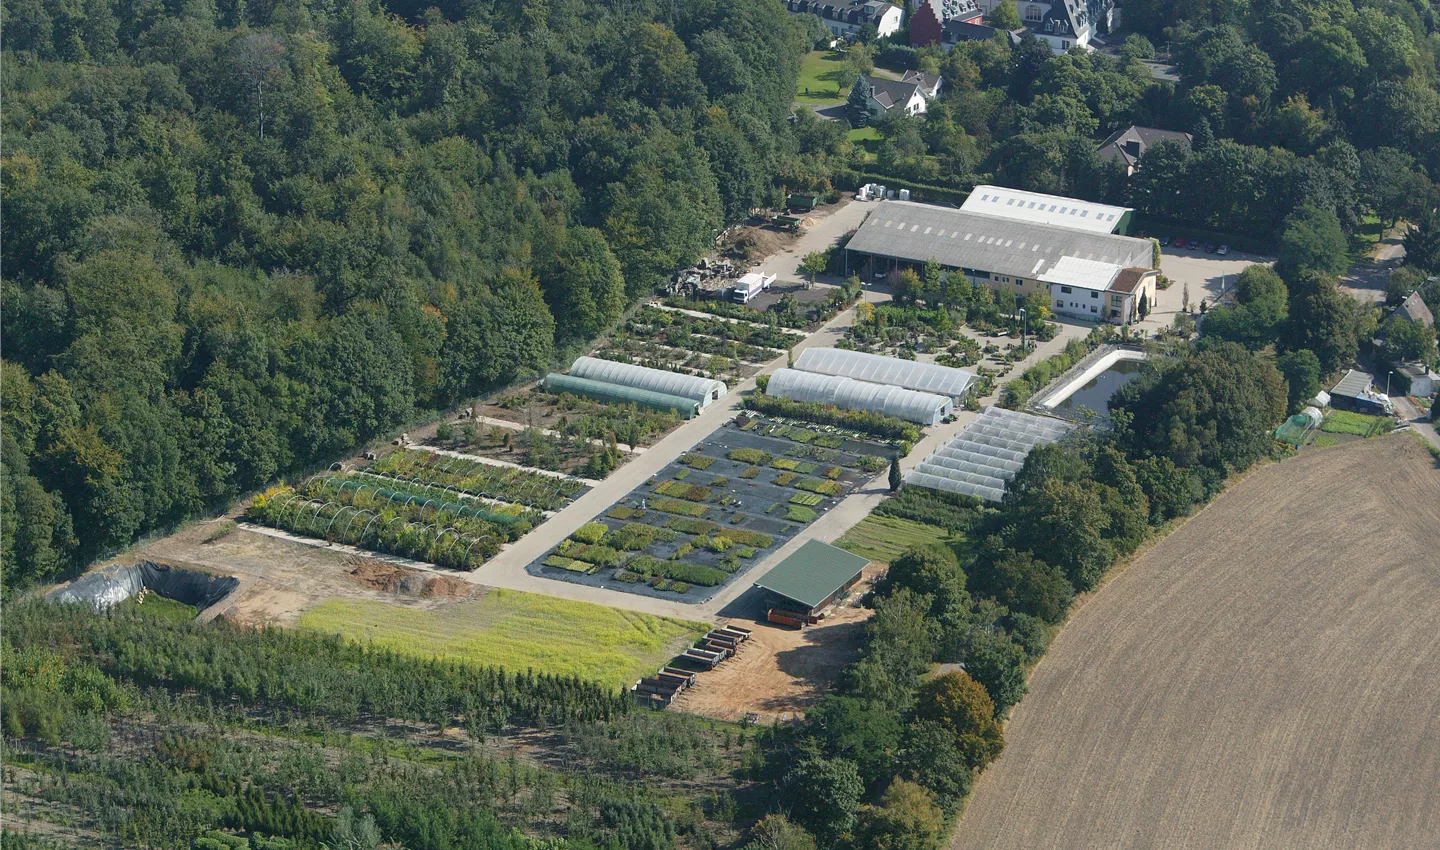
952,436 -> 1440,850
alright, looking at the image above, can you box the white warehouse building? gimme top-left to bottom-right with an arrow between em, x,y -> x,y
793,347 -> 976,401
767,368 -> 954,425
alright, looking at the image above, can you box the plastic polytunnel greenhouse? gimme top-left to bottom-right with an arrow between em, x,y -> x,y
792,348 -> 976,401
568,356 -> 728,407
904,407 -> 1073,501
542,373 -> 700,419
767,368 -> 953,425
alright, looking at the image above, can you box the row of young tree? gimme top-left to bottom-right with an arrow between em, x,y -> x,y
741,339 -> 1294,848
4,599 -> 750,849
0,0 -> 813,591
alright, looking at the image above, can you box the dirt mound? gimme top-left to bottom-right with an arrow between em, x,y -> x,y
728,226 -> 791,259
345,558 -> 473,599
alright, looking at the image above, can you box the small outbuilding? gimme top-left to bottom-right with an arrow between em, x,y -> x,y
1329,369 -> 1394,415
753,540 -> 871,618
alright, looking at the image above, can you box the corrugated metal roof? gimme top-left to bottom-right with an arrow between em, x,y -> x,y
846,201 -> 1153,281
960,186 -> 1132,233
542,373 -> 699,418
1331,369 -> 1373,399
767,368 -> 951,424
1038,256 -> 1125,291
569,357 -> 727,406
754,540 -> 871,611
793,347 -> 976,400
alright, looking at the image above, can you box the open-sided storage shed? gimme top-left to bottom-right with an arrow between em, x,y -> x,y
568,356 -> 728,408
753,540 -> 872,617
793,347 -> 975,401
766,368 -> 953,425
542,373 -> 700,419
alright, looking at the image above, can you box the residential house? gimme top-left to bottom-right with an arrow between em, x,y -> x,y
785,0 -> 904,40
849,71 -> 942,122
938,18 -> 1025,49
1098,125 -> 1193,175
967,0 -> 1114,50
1392,291 -> 1436,328
909,0 -> 983,48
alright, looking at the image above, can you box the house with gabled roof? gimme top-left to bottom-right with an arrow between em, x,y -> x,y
848,71 -> 942,123
1098,126 -> 1193,175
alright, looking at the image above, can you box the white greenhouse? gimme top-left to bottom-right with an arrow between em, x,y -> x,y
792,348 -> 976,401
567,356 -> 728,408
766,368 -> 952,425
904,407 -> 1073,501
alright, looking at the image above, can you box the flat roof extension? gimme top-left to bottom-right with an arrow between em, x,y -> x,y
960,185 -> 1132,234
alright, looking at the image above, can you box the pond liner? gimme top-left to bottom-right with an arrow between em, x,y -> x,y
48,560 -> 240,613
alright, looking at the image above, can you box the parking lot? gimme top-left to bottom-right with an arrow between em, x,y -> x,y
1136,244 -> 1274,334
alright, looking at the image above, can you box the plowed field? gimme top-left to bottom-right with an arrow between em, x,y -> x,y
953,437 -> 1440,850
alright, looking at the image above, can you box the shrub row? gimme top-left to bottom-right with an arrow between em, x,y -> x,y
745,395 -> 920,442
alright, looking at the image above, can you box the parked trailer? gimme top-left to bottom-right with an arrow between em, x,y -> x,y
703,643 -> 734,658
714,627 -> 750,642
720,625 -> 753,638
768,608 -> 808,628
657,671 -> 693,688
787,193 -> 819,211
684,648 -> 723,668
662,666 -> 698,684
635,681 -> 679,698
705,632 -> 740,648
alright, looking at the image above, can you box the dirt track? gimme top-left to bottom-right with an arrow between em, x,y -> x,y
953,437 -> 1440,850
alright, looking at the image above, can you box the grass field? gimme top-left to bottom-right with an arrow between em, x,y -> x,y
796,50 -> 850,104
836,514 -> 955,563
953,437 -> 1440,850
297,589 -> 710,691
1320,409 -> 1391,437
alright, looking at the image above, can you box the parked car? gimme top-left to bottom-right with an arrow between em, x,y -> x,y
1203,242 -> 1217,253
1173,237 -> 1188,249
1217,244 -> 1230,255
1158,235 -> 1171,246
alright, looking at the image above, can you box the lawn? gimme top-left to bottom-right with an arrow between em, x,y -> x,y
797,50 -> 851,104
1320,410 -> 1391,438
297,589 -> 710,691
836,514 -> 957,563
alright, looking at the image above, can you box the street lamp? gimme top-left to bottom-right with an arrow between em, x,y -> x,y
1386,370 -> 1394,398
1019,307 -> 1027,353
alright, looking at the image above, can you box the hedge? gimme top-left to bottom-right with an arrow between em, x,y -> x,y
745,394 -> 920,441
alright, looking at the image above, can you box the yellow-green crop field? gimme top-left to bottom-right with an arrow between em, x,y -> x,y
836,514 -> 956,563
297,589 -> 710,691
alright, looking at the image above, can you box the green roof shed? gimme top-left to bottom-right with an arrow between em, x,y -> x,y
754,540 -> 871,615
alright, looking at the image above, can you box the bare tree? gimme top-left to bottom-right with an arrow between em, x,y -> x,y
230,32 -> 285,140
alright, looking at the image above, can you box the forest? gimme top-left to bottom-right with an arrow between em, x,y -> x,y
0,0 -> 810,590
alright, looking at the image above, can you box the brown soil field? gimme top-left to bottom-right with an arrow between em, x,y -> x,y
671,571 -> 880,722
953,436 -> 1440,850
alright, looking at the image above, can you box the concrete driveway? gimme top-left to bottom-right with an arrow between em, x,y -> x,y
752,198 -> 874,286
1136,246 -> 1274,334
